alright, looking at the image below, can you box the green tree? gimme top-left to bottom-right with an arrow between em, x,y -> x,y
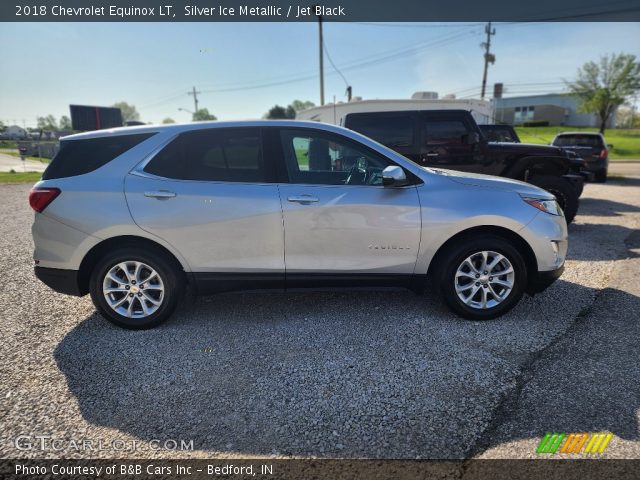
37,115 -> 58,131
0,120 -> 5,132
112,101 -> 140,123
289,99 -> 315,112
162,117 -> 176,124
265,105 -> 292,119
265,100 -> 315,119
192,109 -> 217,121
59,115 -> 72,130
568,53 -> 640,133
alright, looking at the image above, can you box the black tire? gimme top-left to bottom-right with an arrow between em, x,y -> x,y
90,248 -> 184,329
574,180 -> 584,198
436,235 -> 527,320
594,168 -> 607,183
529,175 -> 579,224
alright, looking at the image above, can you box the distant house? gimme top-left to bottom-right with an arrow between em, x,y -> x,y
494,94 -> 616,128
2,125 -> 28,139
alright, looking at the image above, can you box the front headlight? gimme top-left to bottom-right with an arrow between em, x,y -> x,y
521,196 -> 563,216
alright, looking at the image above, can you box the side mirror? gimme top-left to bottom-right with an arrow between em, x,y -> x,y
465,132 -> 481,145
382,166 -> 407,187
607,144 -> 614,149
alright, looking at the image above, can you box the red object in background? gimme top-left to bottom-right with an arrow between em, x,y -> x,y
599,148 -> 608,160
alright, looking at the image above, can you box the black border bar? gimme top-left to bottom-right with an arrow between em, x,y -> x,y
2,459 -> 640,480
3,0 -> 640,22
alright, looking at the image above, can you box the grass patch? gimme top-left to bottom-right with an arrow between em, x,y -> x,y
0,148 -> 50,164
514,127 -> 640,160
0,171 -> 42,184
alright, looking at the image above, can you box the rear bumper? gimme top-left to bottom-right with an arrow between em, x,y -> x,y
583,158 -> 608,174
527,265 -> 565,294
35,266 -> 84,296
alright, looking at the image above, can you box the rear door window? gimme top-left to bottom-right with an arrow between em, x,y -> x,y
144,127 -> 270,183
43,133 -> 155,180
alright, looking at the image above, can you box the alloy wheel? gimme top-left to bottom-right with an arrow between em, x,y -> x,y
102,261 -> 165,318
454,251 -> 515,310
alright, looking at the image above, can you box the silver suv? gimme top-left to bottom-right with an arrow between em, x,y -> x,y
30,121 -> 567,329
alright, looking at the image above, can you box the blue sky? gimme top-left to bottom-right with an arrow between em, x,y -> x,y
1,22 -> 639,126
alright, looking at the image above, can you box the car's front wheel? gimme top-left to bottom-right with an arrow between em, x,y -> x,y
436,235 -> 527,320
89,248 -> 183,329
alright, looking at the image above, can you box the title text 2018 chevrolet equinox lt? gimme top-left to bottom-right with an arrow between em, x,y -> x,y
30,121 -> 567,329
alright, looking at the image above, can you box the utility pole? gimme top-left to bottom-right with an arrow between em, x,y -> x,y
346,86 -> 352,101
317,12 -> 325,106
188,86 -> 201,113
480,22 -> 496,100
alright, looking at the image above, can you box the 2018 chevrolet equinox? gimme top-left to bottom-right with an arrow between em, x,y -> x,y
30,121 -> 567,329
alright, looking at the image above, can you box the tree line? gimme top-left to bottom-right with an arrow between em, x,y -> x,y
4,52 -> 638,134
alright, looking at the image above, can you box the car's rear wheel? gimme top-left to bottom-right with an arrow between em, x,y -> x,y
436,235 -> 527,320
90,248 -> 183,329
594,168 -> 607,183
529,175 -> 578,224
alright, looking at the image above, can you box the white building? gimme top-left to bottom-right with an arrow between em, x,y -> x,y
296,93 -> 494,126
2,125 -> 28,139
494,94 -> 616,128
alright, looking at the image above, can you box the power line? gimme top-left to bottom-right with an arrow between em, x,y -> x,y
350,22 -> 484,28
193,27 -> 477,92
139,28 -> 482,111
323,42 -> 350,88
194,29 -> 478,96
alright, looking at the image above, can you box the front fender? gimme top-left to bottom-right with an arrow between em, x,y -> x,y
414,182 -> 539,274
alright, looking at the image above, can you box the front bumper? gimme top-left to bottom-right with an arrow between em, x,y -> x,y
35,266 -> 84,296
527,265 -> 565,294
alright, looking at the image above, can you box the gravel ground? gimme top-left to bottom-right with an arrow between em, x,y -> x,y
0,178 -> 639,460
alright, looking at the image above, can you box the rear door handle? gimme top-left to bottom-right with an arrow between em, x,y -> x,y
287,195 -> 319,204
144,190 -> 176,199
426,152 -> 439,157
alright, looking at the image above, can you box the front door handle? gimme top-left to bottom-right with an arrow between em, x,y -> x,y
144,190 -> 176,199
426,152 -> 439,157
287,195 -> 319,204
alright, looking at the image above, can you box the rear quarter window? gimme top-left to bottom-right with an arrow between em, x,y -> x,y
42,133 -> 155,180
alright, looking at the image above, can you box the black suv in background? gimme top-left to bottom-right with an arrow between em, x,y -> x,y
344,110 -> 587,223
552,132 -> 610,182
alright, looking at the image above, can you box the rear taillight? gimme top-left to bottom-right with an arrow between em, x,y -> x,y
29,187 -> 60,213
599,148 -> 608,160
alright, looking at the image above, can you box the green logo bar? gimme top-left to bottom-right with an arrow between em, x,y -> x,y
536,433 -> 553,454
537,432 -> 566,454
